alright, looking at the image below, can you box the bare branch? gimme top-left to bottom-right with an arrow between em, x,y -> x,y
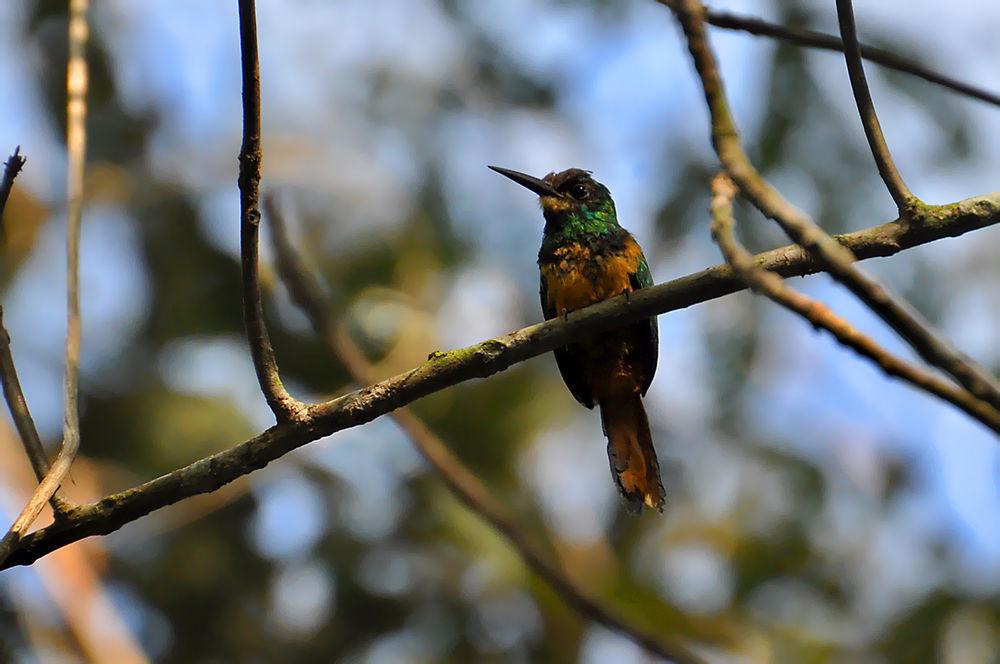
709,173 -> 1000,435
57,0 -> 88,506
0,147 -> 25,233
236,0 -> 302,422
0,307 -> 50,479
834,0 -> 915,210
0,148 -> 52,482
669,0 -> 1000,412
264,195 -> 706,664
668,4 -> 1000,108
0,149 -> 73,516
0,0 -> 92,562
3,194 -> 997,569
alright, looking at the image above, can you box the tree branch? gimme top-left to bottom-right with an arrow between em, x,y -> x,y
264,195 -> 705,664
709,173 -> 1000,434
0,307 -> 50,478
0,0 -> 91,562
0,148 -> 52,483
236,0 -> 302,423
0,148 -> 75,517
56,0 -> 88,509
669,0 -> 1000,412
667,3 -> 1000,108
0,147 -> 25,236
834,0 -> 915,211
2,193 -> 997,569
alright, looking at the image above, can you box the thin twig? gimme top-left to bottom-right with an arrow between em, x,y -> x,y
236,0 -> 302,422
667,3 -> 1000,108
3,192 -> 998,569
708,173 -> 1000,435
669,0 -> 1000,411
834,0 -> 916,211
0,0 -> 90,562
263,195 -> 706,663
0,147 -> 25,238
0,308 -> 51,480
0,148 -> 53,482
58,0 -> 87,508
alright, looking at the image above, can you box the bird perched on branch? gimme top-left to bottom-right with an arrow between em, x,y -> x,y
489,166 -> 664,513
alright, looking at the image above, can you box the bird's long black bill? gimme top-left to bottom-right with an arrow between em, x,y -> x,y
488,165 -> 562,198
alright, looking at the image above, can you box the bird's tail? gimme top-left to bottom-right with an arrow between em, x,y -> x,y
599,394 -> 665,514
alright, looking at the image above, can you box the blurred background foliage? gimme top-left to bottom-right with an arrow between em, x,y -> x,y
0,0 -> 998,662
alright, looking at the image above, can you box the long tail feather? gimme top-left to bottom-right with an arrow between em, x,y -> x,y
599,395 -> 665,514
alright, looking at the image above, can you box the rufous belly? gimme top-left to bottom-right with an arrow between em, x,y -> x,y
540,239 -> 645,399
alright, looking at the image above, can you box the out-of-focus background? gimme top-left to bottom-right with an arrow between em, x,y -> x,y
0,0 -> 998,661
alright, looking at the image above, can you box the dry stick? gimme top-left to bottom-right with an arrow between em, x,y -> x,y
708,173 -> 1000,435
263,197 -> 706,664
0,149 -> 72,515
0,0 -> 90,562
236,0 -> 302,422
0,149 -> 54,484
0,148 -> 25,230
687,5 -> 1000,108
834,0 -> 915,211
0,308 -> 51,480
669,0 -> 1000,412
4,194 -> 998,570
57,0 -> 88,509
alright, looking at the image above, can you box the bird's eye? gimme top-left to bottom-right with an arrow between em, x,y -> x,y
568,183 -> 589,200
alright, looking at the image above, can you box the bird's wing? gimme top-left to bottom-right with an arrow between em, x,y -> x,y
540,272 -> 595,408
627,251 -> 659,396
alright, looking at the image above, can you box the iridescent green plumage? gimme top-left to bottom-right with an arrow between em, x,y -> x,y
490,166 -> 664,513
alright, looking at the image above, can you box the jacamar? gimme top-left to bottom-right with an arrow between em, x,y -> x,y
489,166 -> 665,513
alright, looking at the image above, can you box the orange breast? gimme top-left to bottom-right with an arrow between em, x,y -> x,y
540,236 -> 644,315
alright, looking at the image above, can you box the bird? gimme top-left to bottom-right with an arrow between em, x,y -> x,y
489,165 -> 664,513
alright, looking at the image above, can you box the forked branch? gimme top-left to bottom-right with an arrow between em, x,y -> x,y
834,0 -> 916,211
0,0 -> 91,562
709,173 -> 1000,435
669,0 -> 1000,412
0,148 -> 53,484
236,0 -> 303,423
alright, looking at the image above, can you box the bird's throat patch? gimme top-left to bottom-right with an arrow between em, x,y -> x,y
539,195 -> 574,214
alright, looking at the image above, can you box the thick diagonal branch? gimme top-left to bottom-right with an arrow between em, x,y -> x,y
670,0 -> 1000,411
236,0 -> 302,422
2,193 -> 997,570
264,196 -> 705,664
709,173 -> 1000,435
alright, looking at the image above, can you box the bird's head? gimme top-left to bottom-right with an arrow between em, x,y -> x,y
489,165 -> 618,237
